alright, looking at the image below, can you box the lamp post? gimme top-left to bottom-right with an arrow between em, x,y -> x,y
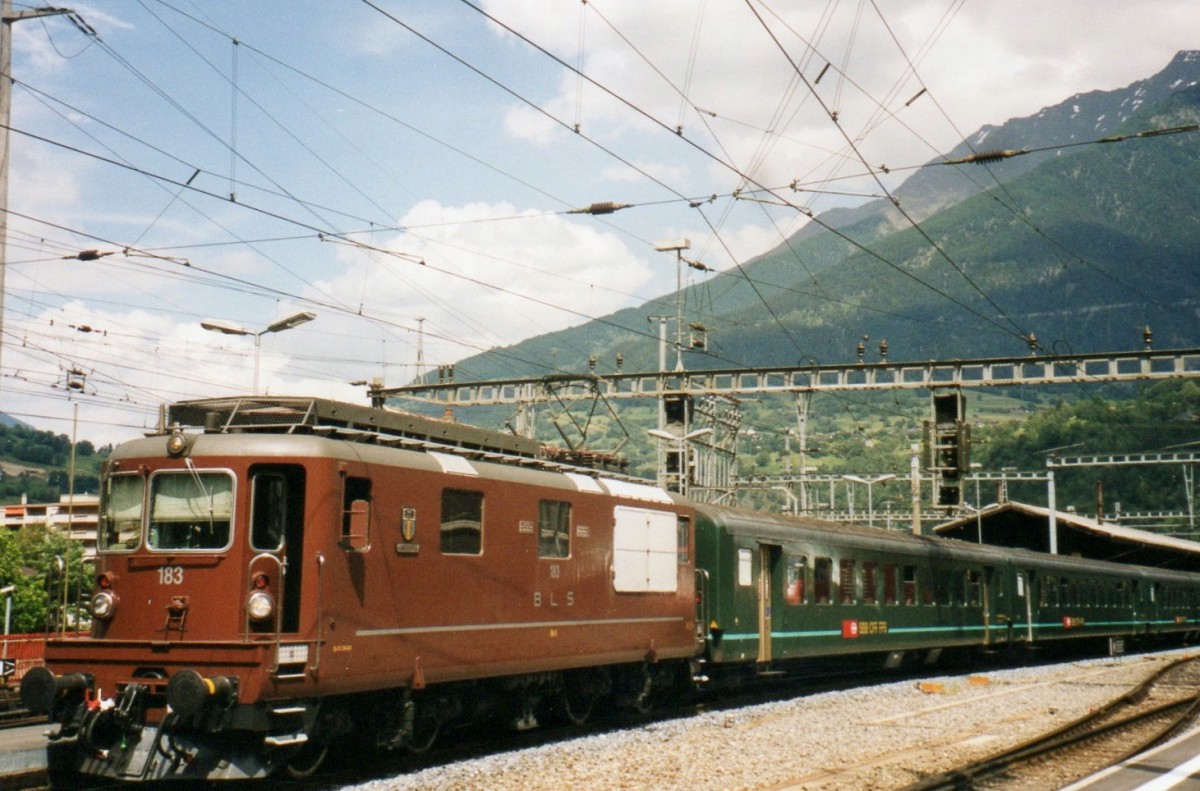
842,474 -> 896,527
648,427 -> 712,496
0,584 -> 13,659
202,311 -> 315,394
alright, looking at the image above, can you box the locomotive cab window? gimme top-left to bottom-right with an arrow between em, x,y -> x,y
148,470 -> 233,551
100,473 -> 144,552
442,488 -> 483,555
537,500 -> 571,558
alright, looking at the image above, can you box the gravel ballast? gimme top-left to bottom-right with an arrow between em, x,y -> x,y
345,648 -> 1198,791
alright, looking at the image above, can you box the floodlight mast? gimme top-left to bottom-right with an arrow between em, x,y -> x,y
201,311 -> 315,395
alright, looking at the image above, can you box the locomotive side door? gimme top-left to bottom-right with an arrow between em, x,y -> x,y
757,544 -> 781,664
248,464 -> 307,633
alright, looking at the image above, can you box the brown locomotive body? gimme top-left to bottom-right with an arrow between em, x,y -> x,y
21,398 -> 700,780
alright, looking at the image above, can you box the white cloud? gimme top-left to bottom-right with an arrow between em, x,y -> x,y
304,199 -> 653,368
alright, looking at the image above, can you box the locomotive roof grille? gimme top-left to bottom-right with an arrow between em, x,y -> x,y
164,396 -> 634,479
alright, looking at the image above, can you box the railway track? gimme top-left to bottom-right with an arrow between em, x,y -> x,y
899,654 -> 1200,791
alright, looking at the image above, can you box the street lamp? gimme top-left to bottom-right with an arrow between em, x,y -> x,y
202,311 -> 316,394
842,474 -> 896,527
648,427 -> 712,496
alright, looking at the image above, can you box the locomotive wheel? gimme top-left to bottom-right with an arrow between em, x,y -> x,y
405,705 -> 441,754
560,670 -> 604,725
284,740 -> 329,779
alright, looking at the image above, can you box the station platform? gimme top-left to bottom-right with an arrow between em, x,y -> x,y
0,723 -> 48,788
1063,726 -> 1200,791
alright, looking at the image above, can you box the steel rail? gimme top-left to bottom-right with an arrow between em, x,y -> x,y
899,655 -> 1200,791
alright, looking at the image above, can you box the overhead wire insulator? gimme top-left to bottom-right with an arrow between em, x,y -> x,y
66,249 -> 114,261
568,202 -> 632,215
943,149 -> 1027,166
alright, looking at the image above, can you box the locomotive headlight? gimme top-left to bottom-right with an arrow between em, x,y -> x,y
90,591 -> 116,620
247,590 -> 274,622
166,429 -> 188,456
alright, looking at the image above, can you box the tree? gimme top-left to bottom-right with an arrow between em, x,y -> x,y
0,525 -> 92,633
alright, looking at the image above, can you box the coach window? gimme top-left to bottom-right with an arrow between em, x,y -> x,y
882,563 -> 898,605
148,470 -> 233,551
814,557 -> 832,604
966,570 -> 981,607
441,489 -> 483,555
786,556 -> 807,605
934,569 -> 951,606
738,548 -> 753,586
99,473 -> 144,552
537,500 -> 571,558
902,565 -> 917,605
839,559 -> 856,604
862,561 -> 877,605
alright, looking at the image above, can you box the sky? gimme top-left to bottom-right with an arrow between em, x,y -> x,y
4,0 -> 1200,448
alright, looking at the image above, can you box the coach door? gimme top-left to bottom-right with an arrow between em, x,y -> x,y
757,544 -> 781,663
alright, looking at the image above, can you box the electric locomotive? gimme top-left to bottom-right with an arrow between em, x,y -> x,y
20,397 -> 701,781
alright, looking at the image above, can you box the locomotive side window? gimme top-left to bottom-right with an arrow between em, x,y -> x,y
100,473 -> 144,552
814,557 -> 832,604
441,489 -> 483,555
537,500 -> 571,558
341,476 -> 372,551
148,470 -> 233,551
839,559 -> 856,604
786,556 -> 806,605
677,517 -> 690,564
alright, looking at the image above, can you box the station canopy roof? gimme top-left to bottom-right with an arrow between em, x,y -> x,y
932,501 -> 1200,572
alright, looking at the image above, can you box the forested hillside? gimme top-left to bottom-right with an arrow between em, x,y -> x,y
0,423 -> 104,504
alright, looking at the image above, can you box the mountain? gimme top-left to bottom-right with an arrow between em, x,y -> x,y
447,52 -> 1200,382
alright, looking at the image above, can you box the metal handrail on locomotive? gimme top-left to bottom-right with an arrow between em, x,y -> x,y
20,396 -> 1200,782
